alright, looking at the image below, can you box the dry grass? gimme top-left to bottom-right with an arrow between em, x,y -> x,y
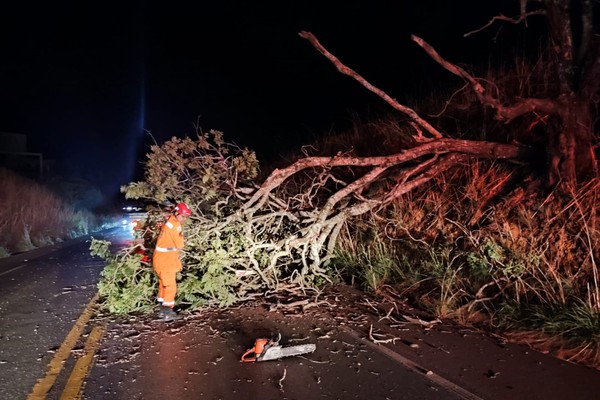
0,167 -> 105,256
505,329 -> 600,370
333,153 -> 600,367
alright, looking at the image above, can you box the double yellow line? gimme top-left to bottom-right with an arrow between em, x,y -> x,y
27,293 -> 105,400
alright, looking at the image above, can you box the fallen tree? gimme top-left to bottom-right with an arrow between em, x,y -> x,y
96,1 -> 597,312
95,53 -> 534,312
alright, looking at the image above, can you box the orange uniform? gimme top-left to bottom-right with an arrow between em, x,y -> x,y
153,214 -> 184,307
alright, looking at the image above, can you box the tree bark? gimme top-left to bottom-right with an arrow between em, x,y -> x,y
544,0 -> 598,184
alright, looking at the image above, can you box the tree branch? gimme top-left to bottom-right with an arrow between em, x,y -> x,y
298,31 -> 444,140
411,34 -> 558,121
464,0 -> 546,38
243,138 -> 532,215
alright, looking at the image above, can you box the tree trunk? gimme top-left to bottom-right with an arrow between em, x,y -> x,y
545,0 -> 598,185
546,94 -> 596,186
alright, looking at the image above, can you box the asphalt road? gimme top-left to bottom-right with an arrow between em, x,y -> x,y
83,288 -> 600,400
2,226 -> 600,400
0,226 -> 131,400
84,306 -> 468,400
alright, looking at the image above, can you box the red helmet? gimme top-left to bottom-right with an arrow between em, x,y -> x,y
175,202 -> 191,217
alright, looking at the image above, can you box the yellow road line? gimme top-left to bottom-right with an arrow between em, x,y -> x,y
27,293 -> 99,400
60,325 -> 106,400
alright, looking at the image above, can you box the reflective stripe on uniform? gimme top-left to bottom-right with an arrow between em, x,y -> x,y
163,301 -> 175,306
166,221 -> 174,229
155,246 -> 178,252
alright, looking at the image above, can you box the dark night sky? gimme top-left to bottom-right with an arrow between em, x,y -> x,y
0,1 -> 539,200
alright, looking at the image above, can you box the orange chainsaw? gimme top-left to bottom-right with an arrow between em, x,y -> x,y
241,333 -> 316,362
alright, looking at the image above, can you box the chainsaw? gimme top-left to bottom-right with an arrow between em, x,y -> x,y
241,333 -> 316,362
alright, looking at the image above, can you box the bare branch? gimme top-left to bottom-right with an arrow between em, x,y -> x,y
464,1 -> 546,38
382,154 -> 470,204
411,35 -> 558,121
428,83 -> 470,118
243,138 -> 531,215
317,165 -> 388,223
298,31 -> 444,140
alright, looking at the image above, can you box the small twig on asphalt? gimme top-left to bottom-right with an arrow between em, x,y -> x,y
282,299 -> 310,308
288,336 -> 311,342
362,299 -> 380,313
389,325 -> 410,331
278,368 -> 287,391
402,315 -> 442,328
302,300 -> 330,310
298,356 -> 330,364
378,307 -> 403,323
206,325 -> 219,335
368,324 -> 401,344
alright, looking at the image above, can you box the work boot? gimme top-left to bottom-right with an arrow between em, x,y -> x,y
158,305 -> 182,321
157,306 -> 167,318
154,298 -> 164,311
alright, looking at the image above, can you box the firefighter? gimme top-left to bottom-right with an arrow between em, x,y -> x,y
153,202 -> 191,321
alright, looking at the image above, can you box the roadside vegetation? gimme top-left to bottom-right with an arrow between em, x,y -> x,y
94,1 -> 600,369
0,167 -> 112,257
330,146 -> 599,368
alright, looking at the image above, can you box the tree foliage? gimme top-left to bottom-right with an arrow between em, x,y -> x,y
123,130 -> 258,205
97,131 -> 261,312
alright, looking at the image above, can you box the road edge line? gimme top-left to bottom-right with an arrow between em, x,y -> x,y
341,325 -> 485,400
27,292 -> 99,400
0,264 -> 27,277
